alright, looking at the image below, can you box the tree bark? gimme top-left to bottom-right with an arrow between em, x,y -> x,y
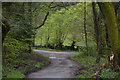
92,2 -> 99,47
2,18 -> 10,43
112,2 -> 120,16
98,2 -> 120,68
97,13 -> 103,63
2,3 -> 12,43
92,2 -> 103,63
84,2 -> 88,55
105,23 -> 110,47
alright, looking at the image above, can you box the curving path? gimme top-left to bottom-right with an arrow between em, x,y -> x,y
26,49 -> 82,78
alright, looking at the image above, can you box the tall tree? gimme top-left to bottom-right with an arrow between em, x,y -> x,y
98,2 -> 120,68
83,2 -> 88,55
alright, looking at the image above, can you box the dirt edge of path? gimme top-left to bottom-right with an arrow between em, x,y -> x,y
23,52 -> 51,79
69,57 -> 84,77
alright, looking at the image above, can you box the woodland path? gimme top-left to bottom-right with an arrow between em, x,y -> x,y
26,49 -> 82,79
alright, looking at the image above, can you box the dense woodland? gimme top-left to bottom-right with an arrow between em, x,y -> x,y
2,2 -> 120,79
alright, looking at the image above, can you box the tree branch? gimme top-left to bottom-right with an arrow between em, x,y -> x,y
35,12 -> 49,29
114,2 -> 120,16
34,2 -> 77,29
34,2 -> 53,29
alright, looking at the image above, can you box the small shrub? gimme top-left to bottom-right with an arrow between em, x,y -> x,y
101,69 -> 119,78
34,62 -> 44,68
78,46 -> 97,56
76,75 -> 86,78
7,70 -> 25,78
2,37 -> 29,65
2,69 -> 25,80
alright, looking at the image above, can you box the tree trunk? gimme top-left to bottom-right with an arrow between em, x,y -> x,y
105,23 -> 110,47
97,13 -> 103,63
92,2 -> 102,63
33,33 -> 35,47
41,36 -> 42,46
2,19 -> 10,43
92,2 -> 99,47
84,2 -> 88,55
28,2 -> 32,26
46,36 -> 49,48
59,42 -> 63,49
28,2 -> 33,53
112,2 -> 120,16
2,3 -> 12,43
58,39 -> 63,49
46,28 -> 50,47
98,2 -> 120,68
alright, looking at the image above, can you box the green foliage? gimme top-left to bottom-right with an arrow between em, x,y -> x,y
2,37 -> 29,65
76,73 -> 95,78
76,75 -> 86,78
6,70 -> 25,78
35,3 -> 95,47
71,53 -> 97,68
71,50 -> 119,78
2,65 -> 10,76
9,13 -> 35,39
3,2 -> 119,79
2,51 -> 50,79
76,68 -> 119,78
2,66 -> 25,79
101,69 -> 119,78
2,2 -> 52,79
78,46 -> 97,56
34,62 -> 44,68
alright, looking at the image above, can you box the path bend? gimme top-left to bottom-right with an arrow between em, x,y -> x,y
26,49 -> 82,78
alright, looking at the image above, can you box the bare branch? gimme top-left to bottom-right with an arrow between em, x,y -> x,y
34,2 -> 53,29
35,12 -> 49,29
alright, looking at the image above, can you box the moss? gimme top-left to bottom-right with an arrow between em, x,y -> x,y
98,2 -> 120,66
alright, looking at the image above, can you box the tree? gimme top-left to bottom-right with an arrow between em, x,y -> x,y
98,2 -> 120,68
2,18 -> 10,43
2,2 -> 13,43
92,2 -> 103,63
83,2 -> 88,55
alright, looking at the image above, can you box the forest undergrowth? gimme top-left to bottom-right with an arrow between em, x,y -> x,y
2,37 -> 50,80
71,47 -> 119,79
2,52 -> 50,80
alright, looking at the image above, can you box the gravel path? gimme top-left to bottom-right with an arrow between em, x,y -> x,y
26,49 -> 82,79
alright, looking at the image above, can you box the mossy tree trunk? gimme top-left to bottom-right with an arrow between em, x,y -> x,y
98,2 -> 120,67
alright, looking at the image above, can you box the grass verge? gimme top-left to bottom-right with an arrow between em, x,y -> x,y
33,47 -> 79,53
